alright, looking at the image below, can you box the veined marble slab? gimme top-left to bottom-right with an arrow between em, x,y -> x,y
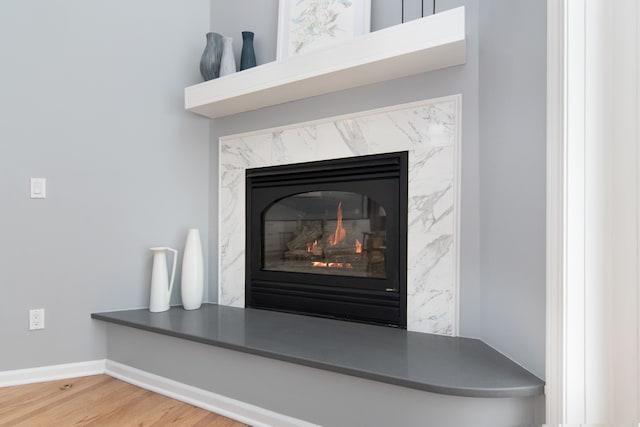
218,96 -> 461,335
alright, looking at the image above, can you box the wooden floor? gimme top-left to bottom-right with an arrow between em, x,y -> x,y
0,375 -> 249,426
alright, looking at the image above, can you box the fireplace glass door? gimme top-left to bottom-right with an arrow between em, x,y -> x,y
263,191 -> 387,279
246,152 -> 407,327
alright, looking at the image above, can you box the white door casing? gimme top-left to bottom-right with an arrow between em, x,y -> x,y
546,0 -> 640,423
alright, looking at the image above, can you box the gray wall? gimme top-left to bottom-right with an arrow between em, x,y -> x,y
0,0 -> 546,423
107,324 -> 545,427
478,0 -> 547,378
0,0 -> 210,370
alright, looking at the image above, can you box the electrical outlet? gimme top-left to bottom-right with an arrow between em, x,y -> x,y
29,309 -> 45,330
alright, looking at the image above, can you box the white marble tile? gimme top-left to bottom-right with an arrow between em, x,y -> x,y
406,232 -> 454,292
316,120 -> 367,160
413,101 -> 458,148
272,127 -> 318,165
218,168 -> 245,307
332,119 -> 370,155
407,231 -> 455,335
218,96 -> 461,335
408,289 -> 455,335
220,134 -> 271,170
360,113 -> 416,155
408,185 -> 454,235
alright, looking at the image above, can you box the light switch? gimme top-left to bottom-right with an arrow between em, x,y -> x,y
30,178 -> 46,199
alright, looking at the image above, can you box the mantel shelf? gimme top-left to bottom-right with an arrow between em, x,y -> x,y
185,7 -> 466,119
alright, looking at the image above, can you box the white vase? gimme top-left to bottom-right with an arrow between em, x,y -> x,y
149,247 -> 178,313
181,229 -> 204,310
219,37 -> 236,77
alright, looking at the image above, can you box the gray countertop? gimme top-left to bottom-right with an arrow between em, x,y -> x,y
92,304 -> 544,398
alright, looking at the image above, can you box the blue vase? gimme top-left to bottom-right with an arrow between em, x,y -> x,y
240,31 -> 257,71
200,32 -> 223,81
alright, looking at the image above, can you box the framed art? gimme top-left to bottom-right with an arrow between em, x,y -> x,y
277,0 -> 371,60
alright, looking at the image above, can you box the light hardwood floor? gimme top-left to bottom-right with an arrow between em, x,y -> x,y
0,375 -> 249,426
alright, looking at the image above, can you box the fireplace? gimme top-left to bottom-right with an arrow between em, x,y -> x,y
245,152 -> 408,327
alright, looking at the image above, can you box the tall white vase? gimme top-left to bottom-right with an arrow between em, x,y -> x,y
219,37 -> 236,77
181,229 -> 204,310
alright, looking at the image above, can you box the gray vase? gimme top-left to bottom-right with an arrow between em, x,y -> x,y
200,32 -> 223,81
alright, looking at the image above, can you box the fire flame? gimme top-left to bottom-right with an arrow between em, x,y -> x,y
309,202 -> 360,270
328,202 -> 347,246
306,240 -> 318,253
310,262 -> 353,269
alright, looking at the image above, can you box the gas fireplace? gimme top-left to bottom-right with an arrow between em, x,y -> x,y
245,152 -> 408,327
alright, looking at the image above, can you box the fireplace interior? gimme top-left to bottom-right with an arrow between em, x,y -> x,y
246,152 -> 408,327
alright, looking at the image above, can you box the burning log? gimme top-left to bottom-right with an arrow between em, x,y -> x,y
286,222 -> 323,251
281,200 -> 386,277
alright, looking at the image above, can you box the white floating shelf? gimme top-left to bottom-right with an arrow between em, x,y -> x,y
185,6 -> 465,119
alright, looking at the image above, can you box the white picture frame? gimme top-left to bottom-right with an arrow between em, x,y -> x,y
276,0 -> 372,60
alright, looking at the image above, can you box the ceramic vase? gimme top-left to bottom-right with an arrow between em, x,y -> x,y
219,37 -> 236,77
199,32 -> 223,81
240,31 -> 257,71
181,229 -> 204,310
149,247 -> 177,313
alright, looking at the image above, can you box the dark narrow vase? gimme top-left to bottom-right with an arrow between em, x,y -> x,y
200,32 -> 223,81
240,31 -> 257,71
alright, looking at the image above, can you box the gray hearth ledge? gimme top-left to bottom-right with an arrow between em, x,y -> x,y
92,304 -> 543,398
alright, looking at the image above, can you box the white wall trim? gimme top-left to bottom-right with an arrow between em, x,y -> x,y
637,0 -> 640,414
546,0 -> 598,422
563,0 -> 588,420
452,93 -> 462,337
545,1 -> 566,423
0,360 -> 106,388
547,0 -> 640,423
104,360 -> 319,427
612,0 -> 640,420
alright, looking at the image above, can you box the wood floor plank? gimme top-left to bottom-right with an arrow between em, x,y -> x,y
0,376 -> 113,425
0,375 -> 249,427
191,412 -> 242,427
148,403 -> 202,426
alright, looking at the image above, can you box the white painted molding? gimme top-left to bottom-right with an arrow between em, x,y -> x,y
105,360 -> 319,427
637,2 -> 640,416
544,0 -> 566,423
612,0 -> 640,420
0,360 -> 106,388
563,0 -> 588,420
452,94 -> 462,337
547,0 -> 640,423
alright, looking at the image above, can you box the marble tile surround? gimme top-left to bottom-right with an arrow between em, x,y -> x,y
218,96 -> 460,335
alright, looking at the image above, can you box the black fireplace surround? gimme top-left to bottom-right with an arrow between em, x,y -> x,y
246,152 -> 408,327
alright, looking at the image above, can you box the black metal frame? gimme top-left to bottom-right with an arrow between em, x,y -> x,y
246,152 -> 408,327
401,0 -> 436,23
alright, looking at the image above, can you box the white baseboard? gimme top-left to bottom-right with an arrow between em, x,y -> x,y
104,360 -> 319,427
0,360 -> 106,387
